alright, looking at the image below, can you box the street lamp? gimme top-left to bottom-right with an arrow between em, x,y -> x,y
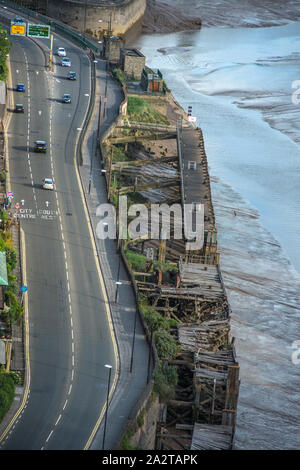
102,364 -> 112,450
83,0 -> 87,46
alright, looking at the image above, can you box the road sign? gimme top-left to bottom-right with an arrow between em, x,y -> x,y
27,24 -> 50,38
188,116 -> 197,123
20,285 -> 28,293
10,23 -> 26,36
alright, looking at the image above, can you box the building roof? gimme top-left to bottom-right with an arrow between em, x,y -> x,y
0,252 -> 8,286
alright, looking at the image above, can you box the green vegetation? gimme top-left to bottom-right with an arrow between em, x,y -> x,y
125,249 -> 147,272
112,68 -> 127,87
112,144 -> 131,163
0,215 -> 23,327
0,367 -> 20,422
127,96 -> 169,125
153,363 -> 178,402
0,27 -> 11,82
153,260 -> 178,273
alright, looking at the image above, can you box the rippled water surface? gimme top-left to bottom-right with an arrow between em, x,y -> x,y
132,1 -> 300,449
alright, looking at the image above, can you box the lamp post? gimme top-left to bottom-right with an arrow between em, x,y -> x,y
102,364 -> 112,450
115,253 -> 122,303
130,307 -> 138,373
83,0 -> 87,46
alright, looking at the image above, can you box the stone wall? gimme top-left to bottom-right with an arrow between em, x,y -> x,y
22,0 -> 147,40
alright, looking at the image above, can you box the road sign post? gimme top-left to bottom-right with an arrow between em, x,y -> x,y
27,24 -> 50,39
10,23 -> 26,36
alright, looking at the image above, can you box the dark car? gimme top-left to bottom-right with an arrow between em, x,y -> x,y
34,140 -> 47,153
68,71 -> 77,80
15,104 -> 24,113
16,83 -> 25,92
62,93 -> 71,103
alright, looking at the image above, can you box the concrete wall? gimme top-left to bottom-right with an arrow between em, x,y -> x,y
25,0 -> 147,40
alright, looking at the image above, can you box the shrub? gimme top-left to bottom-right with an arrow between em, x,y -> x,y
153,364 -> 178,402
125,249 -> 147,272
154,329 -> 180,360
112,68 -> 127,87
0,371 -> 15,422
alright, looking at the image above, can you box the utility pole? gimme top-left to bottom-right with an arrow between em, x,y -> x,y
83,0 -> 88,46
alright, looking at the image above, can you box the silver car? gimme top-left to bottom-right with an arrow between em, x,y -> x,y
61,57 -> 71,67
42,178 -> 54,190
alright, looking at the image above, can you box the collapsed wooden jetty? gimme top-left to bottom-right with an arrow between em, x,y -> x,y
103,113 -> 240,450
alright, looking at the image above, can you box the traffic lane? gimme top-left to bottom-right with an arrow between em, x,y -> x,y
8,37 -> 50,206
46,51 -> 118,448
44,221 -> 117,450
45,128 -> 117,449
7,39 -> 31,198
4,218 -> 73,450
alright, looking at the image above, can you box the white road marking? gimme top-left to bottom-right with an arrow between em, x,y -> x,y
46,430 -> 53,443
55,415 -> 61,426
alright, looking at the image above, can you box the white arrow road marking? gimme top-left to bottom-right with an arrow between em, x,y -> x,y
84,94 -> 89,97
38,110 -> 42,116
45,201 -> 50,207
36,71 -> 39,75
21,199 -> 24,205
55,79 -> 60,83
16,69 -> 19,73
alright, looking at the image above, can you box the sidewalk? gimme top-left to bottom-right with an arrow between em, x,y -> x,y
78,56 -> 152,450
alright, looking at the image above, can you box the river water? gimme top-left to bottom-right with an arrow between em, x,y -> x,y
131,1 -> 300,449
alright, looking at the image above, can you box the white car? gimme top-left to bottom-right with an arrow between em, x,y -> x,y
61,57 -> 71,67
42,178 -> 54,190
57,47 -> 66,57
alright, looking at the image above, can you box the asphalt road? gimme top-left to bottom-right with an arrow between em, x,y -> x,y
2,31 -> 118,450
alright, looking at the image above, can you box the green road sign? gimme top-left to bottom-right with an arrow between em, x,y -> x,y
27,24 -> 50,38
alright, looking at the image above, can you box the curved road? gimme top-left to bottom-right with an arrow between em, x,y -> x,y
1,29 -> 118,449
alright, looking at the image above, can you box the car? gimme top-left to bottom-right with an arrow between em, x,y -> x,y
42,178 -> 54,190
15,104 -> 24,113
16,83 -> 25,92
34,140 -> 47,153
57,47 -> 66,57
14,17 -> 24,23
62,93 -> 71,103
68,71 -> 77,80
61,57 -> 71,67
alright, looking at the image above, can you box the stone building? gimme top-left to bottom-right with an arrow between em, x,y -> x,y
103,35 -> 123,63
121,48 -> 146,80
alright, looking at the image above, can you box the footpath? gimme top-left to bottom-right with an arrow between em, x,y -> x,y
77,56 -> 152,449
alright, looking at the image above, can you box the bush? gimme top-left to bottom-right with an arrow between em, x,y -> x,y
154,329 -> 180,360
112,68 -> 127,87
154,364 -> 178,402
125,249 -> 147,272
0,371 -> 15,422
0,27 -> 11,82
